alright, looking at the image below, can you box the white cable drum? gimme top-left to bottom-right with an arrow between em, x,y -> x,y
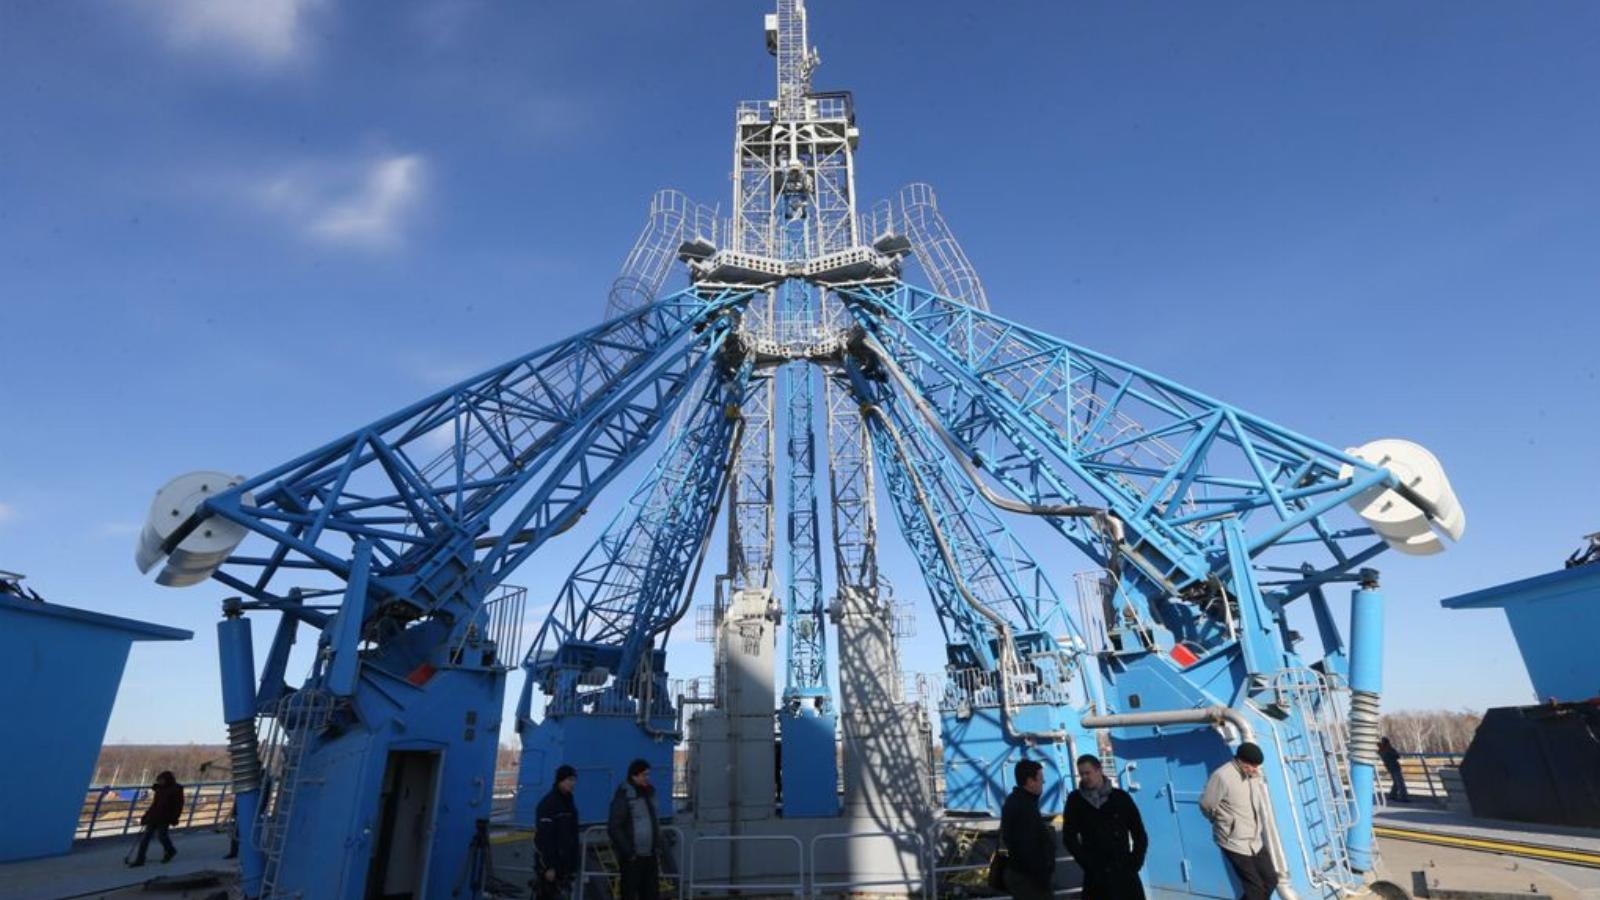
135,470 -> 253,587
1339,439 -> 1466,556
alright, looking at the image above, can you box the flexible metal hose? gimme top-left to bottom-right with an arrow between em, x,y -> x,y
1348,690 -> 1381,766
860,401 -> 1066,744
227,719 -> 263,793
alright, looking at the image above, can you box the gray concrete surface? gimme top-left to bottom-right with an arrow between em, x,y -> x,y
0,829 -> 235,900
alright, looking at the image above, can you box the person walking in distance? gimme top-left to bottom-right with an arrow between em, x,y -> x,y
1061,755 -> 1148,899
128,771 -> 184,868
607,759 -> 662,900
1378,737 -> 1409,803
535,765 -> 581,900
1199,743 -> 1277,900
1000,759 -> 1056,900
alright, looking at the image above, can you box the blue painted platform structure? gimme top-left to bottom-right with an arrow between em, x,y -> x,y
1441,563 -> 1600,703
0,575 -> 191,862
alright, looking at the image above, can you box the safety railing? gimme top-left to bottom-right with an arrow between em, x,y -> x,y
809,831 -> 925,898
1376,752 -> 1464,805
689,833 -> 805,897
77,780 -> 235,840
940,660 -> 1075,713
926,819 -> 1084,899
575,824 -> 685,900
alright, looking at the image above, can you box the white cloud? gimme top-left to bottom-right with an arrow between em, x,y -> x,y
258,154 -> 427,250
143,0 -> 323,67
0,503 -> 13,525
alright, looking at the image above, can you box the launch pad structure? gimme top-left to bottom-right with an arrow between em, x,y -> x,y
131,2 -> 1468,899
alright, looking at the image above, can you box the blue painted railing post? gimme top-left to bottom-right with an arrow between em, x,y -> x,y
218,606 -> 266,898
1346,573 -> 1384,872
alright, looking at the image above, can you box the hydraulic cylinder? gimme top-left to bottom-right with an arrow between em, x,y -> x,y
1345,577 -> 1384,872
218,610 -> 266,898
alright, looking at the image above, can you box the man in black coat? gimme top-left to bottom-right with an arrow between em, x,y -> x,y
1000,759 -> 1056,900
535,765 -> 581,900
1378,737 -> 1409,802
128,771 -> 184,868
1062,754 -> 1148,899
607,759 -> 662,900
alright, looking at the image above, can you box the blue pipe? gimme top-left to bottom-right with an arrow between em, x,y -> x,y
1345,581 -> 1384,872
218,614 -> 266,898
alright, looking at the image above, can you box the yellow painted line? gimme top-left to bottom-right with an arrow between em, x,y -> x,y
1374,825 -> 1600,869
490,829 -> 536,845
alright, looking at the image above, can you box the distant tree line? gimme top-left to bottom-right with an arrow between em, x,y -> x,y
92,744 -> 229,786
91,711 -> 1486,788
1380,709 -> 1482,754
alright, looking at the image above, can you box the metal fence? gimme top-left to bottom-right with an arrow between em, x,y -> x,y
77,780 -> 236,840
1377,752 -> 1464,804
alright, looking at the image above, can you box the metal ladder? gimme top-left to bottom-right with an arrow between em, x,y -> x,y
256,690 -> 332,899
1273,669 -> 1357,893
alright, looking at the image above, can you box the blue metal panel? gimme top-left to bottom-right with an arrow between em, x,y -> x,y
265,666 -> 505,899
1442,564 -> 1600,703
941,704 -> 1077,815
778,706 -> 839,817
516,715 -> 675,825
0,599 -> 190,862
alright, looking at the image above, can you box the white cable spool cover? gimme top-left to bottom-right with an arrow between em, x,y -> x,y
1339,439 -> 1466,556
135,470 -> 253,587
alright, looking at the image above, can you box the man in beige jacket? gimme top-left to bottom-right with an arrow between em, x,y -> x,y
1199,742 -> 1278,900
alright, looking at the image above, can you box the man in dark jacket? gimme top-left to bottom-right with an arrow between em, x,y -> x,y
535,765 -> 581,900
1378,737 -> 1409,802
1062,754 -> 1148,899
1000,759 -> 1055,900
129,771 -> 183,867
607,759 -> 662,900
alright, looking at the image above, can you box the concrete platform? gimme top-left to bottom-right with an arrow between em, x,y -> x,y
1377,805 -> 1600,856
0,830 -> 235,900
1375,806 -> 1600,900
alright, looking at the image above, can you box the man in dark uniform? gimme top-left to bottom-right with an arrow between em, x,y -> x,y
535,765 -> 580,900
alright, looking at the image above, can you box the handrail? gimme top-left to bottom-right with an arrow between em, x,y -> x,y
575,824 -> 686,900
925,817 -> 1083,899
808,831 -> 925,899
689,833 -> 805,896
77,779 -> 236,841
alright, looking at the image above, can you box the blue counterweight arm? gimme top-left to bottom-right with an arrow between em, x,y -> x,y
143,287 -> 755,642
519,354 -> 754,724
839,282 -> 1449,645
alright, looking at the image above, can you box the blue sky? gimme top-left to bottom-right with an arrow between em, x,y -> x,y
3,1 -> 1598,746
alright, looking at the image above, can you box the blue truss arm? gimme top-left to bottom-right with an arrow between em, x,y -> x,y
783,360 -> 829,702
522,356 -> 753,705
162,287 -> 754,639
841,351 -> 1075,671
839,282 -> 1403,605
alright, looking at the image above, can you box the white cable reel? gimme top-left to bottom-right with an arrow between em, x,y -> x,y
1340,440 -> 1465,556
135,470 -> 253,587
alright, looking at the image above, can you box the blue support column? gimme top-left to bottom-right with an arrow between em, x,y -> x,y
217,612 -> 265,898
1346,578 -> 1384,872
326,540 -> 371,698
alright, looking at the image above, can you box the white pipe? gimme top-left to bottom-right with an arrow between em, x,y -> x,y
639,417 -> 743,740
864,336 -> 1123,711
861,402 -> 1066,745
